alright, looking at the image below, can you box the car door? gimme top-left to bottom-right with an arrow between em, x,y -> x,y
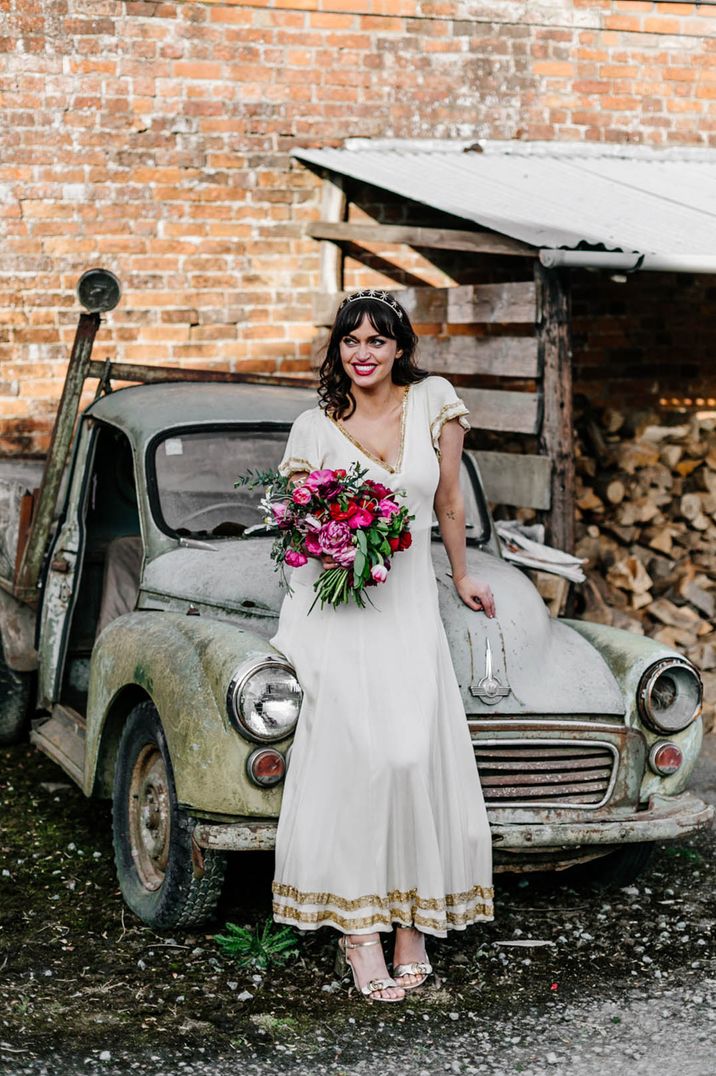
37,421 -> 98,707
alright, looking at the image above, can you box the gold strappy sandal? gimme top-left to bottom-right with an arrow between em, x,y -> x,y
334,935 -> 405,1003
392,927 -> 433,991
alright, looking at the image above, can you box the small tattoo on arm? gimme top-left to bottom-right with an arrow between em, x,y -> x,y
446,510 -> 456,520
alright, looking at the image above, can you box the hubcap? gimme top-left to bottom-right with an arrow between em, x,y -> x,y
128,744 -> 170,891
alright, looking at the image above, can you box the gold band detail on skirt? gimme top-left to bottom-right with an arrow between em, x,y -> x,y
271,881 -> 494,934
272,881 -> 493,911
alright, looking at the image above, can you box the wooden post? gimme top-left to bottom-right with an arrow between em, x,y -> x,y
318,176 -> 346,296
536,263 -> 575,554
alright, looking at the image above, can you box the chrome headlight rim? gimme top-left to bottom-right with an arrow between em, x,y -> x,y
227,656 -> 302,743
637,657 -> 702,735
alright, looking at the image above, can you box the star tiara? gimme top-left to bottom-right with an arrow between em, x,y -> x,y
337,288 -> 405,320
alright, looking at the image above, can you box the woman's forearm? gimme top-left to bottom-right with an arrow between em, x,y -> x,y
434,493 -> 468,583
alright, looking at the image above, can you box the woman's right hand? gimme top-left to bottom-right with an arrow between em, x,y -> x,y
320,554 -> 339,570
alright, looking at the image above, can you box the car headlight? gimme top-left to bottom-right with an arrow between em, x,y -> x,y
637,658 -> 702,734
227,658 -> 302,743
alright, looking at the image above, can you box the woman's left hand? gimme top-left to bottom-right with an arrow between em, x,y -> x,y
454,574 -> 496,617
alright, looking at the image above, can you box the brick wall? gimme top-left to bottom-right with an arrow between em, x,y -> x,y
2,1 -> 716,454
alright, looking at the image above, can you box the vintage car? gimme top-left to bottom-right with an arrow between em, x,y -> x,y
0,273 -> 712,929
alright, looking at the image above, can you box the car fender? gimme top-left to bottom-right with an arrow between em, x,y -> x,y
562,618 -> 704,797
85,611 -> 292,817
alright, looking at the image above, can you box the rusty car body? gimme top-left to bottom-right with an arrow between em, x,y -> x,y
0,273 -> 711,928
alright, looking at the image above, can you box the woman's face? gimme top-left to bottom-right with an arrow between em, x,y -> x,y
338,313 -> 403,390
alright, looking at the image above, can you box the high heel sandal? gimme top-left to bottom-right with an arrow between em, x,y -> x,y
334,935 -> 405,1003
391,927 -> 433,991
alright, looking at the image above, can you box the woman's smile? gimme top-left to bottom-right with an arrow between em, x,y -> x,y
351,361 -> 378,377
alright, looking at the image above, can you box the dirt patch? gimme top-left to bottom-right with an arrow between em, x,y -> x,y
1,742 -> 715,1075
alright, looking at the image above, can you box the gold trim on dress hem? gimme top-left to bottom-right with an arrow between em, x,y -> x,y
272,901 -> 494,932
272,880 -> 493,911
325,385 -> 411,474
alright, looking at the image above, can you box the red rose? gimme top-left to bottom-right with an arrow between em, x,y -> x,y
329,502 -> 358,521
388,536 -> 400,552
365,481 -> 391,498
398,531 -> 412,550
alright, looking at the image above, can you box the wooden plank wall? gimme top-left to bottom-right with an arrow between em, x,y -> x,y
310,199 -> 574,550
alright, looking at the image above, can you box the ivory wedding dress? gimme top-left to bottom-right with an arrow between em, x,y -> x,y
269,375 -> 494,937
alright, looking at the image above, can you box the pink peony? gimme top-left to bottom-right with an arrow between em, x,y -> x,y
284,549 -> 308,567
377,498 -> 400,519
347,507 -> 375,529
333,544 -> 357,567
304,532 -> 323,557
291,485 -> 312,505
318,520 -> 353,558
271,502 -> 291,528
304,468 -> 337,492
371,564 -> 388,583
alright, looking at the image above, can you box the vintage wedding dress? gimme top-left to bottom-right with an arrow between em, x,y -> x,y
269,375 -> 494,937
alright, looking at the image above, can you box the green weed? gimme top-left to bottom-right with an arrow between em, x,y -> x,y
214,918 -> 299,970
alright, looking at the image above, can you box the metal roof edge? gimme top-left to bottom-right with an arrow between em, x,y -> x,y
294,140 -> 716,163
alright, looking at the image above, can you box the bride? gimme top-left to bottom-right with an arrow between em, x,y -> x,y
269,289 -> 495,1003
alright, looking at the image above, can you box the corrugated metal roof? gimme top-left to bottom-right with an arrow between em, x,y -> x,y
293,141 -> 716,256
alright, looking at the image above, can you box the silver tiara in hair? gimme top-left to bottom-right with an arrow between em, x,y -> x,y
337,288 -> 405,320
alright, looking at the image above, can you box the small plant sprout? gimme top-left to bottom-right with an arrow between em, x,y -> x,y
213,919 -> 299,970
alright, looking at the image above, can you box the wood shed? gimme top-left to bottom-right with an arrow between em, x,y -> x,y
292,140 -> 716,556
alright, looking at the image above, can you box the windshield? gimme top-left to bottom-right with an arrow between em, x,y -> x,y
150,426 -> 490,542
151,427 -> 288,538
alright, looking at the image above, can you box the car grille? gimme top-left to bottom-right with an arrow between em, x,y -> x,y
474,739 -> 618,809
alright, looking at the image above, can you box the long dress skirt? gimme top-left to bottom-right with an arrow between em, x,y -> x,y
268,375 -> 494,937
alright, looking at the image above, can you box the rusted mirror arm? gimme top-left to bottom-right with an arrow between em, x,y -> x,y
14,312 -> 101,601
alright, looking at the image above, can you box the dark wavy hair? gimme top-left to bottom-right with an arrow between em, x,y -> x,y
318,296 -> 430,420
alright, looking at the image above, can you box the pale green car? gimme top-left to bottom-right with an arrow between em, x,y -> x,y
0,379 -> 711,929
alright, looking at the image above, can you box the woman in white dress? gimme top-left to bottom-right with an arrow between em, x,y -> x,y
269,290 -> 495,1003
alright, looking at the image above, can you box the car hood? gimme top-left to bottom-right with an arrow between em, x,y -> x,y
141,540 -> 626,717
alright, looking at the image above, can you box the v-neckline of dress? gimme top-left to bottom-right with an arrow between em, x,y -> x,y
326,384 -> 412,475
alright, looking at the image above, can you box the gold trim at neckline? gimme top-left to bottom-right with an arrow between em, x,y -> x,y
326,384 -> 411,474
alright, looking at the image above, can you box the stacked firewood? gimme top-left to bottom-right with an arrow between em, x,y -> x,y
573,405 -> 716,732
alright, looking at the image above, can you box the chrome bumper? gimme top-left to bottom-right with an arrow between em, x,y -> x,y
192,791 -> 713,853
490,791 -> 713,850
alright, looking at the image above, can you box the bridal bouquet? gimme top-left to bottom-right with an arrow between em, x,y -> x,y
235,462 -> 414,612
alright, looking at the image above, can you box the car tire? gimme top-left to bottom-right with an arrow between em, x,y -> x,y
576,842 -> 655,890
112,700 -> 227,930
0,635 -> 33,746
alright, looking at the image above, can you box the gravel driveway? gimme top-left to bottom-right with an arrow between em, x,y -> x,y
1,738 -> 714,1076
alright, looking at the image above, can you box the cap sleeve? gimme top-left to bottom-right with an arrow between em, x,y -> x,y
427,376 -> 471,458
277,408 -> 322,479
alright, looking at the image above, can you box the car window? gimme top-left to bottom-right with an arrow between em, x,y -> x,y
150,426 -> 490,542
151,428 -> 288,537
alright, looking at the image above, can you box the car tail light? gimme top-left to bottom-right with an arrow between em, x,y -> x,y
246,748 -> 286,787
648,741 -> 683,777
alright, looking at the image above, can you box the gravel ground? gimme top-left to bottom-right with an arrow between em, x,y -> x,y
1,738 -> 714,1076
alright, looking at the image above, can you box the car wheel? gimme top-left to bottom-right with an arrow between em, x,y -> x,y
0,635 -> 33,746
112,700 -> 227,930
576,842 -> 655,890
